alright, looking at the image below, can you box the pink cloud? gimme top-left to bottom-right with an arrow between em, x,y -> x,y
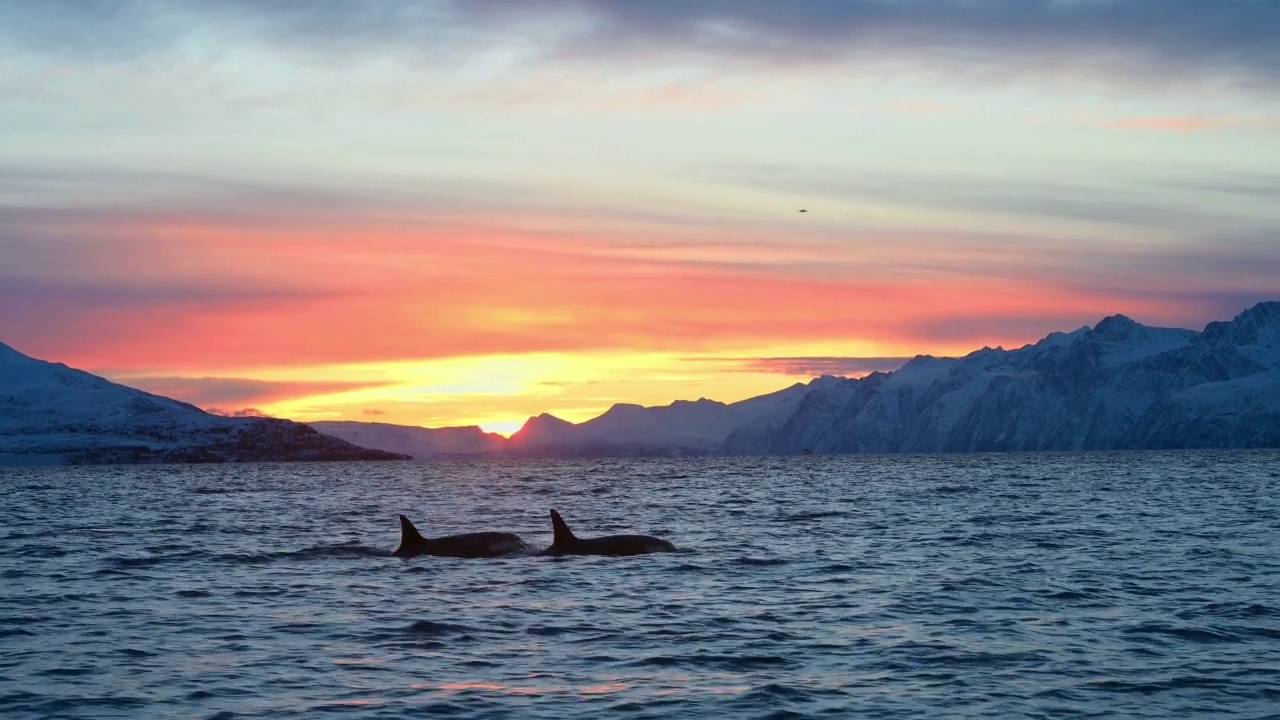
1,201 -> 1261,378
1103,116 -> 1221,132
696,356 -> 912,377
114,376 -> 382,409
1100,114 -> 1280,133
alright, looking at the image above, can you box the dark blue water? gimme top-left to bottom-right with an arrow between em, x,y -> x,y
2,451 -> 1278,719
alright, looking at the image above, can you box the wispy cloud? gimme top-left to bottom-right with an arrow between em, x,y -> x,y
4,1 -> 1278,90
709,162 -> 1266,232
3,163 -> 1274,371
1101,114 -> 1280,132
208,407 -> 267,418
723,356 -> 911,377
115,376 -> 385,410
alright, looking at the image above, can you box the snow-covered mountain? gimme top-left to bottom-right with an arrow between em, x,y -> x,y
24,301 -> 1271,464
504,377 -> 843,457
730,302 -> 1280,454
479,302 -> 1279,457
308,378 -> 840,459
0,342 -> 408,465
308,421 -> 505,459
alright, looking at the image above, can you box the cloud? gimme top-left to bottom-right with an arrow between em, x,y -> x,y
115,376 -> 384,409
710,162 -> 1263,233
729,356 -> 911,377
207,407 -> 267,418
3,1 -> 1278,90
362,408 -> 386,415
1172,172 -> 1280,197
1101,114 -> 1280,132
0,157 -> 1273,372
1103,116 -> 1223,133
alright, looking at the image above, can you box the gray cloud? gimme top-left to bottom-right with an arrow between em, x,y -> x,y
2,1 -> 1278,88
1157,172 -> 1280,199
0,164 -> 523,224
904,312 -> 1101,347
735,356 -> 911,377
118,376 -> 382,408
711,162 -> 1267,232
207,407 -> 267,418
0,273 -> 326,312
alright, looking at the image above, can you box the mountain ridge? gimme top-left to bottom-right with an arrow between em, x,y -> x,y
0,343 -> 409,465
3,302 -> 1277,463
305,302 -> 1280,458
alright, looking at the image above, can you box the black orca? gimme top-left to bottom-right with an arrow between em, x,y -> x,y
540,509 -> 676,557
392,514 -> 528,558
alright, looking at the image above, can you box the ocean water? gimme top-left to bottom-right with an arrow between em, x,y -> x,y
2,451 -> 1278,719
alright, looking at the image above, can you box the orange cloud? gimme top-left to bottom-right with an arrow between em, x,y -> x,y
114,375 -> 384,410
1103,115 -> 1220,132
1101,114 -> 1280,133
6,198 -> 1235,432
24,209 -> 1154,378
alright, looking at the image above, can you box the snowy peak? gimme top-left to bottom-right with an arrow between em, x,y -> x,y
0,341 -> 406,464
883,354 -> 958,393
503,383 -> 820,457
509,413 -> 577,447
595,403 -> 648,422
1234,300 -> 1280,326
1201,301 -> 1280,370
1,343 -> 206,422
730,301 -> 1280,455
0,341 -> 33,365
1031,327 -> 1090,350
1090,314 -> 1141,341
312,301 -> 1280,457
673,397 -> 724,407
1074,314 -> 1197,368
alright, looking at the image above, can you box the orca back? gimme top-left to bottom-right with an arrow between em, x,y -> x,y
543,509 -> 675,557
394,514 -> 528,558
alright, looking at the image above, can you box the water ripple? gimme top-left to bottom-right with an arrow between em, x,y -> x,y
1,450 -> 1278,719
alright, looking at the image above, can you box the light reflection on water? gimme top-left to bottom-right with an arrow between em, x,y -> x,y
1,450 -> 1278,718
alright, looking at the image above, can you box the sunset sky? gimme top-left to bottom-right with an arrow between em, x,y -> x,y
2,1 -> 1278,434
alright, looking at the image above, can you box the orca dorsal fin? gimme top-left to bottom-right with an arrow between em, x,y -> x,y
550,509 -> 577,545
394,514 -> 429,557
400,514 -> 425,541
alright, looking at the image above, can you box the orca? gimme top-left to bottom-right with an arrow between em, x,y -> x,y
540,509 -> 676,557
392,514 -> 528,558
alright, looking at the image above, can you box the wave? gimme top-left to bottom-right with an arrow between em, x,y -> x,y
782,510 -> 846,521
932,484 -> 978,494
104,543 -> 390,571
110,550 -> 205,569
629,654 -> 793,671
1122,622 -> 1241,644
733,557 -> 788,567
1085,676 -> 1234,694
189,486 -> 249,495
405,620 -> 476,637
221,544 -> 390,564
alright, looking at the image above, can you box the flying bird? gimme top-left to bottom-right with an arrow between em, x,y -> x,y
798,209 -> 807,213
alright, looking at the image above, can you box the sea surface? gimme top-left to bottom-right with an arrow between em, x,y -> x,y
2,451 -> 1279,719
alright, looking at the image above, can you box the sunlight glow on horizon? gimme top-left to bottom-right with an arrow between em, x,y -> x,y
113,344 -> 912,432
3,1 -> 1278,431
